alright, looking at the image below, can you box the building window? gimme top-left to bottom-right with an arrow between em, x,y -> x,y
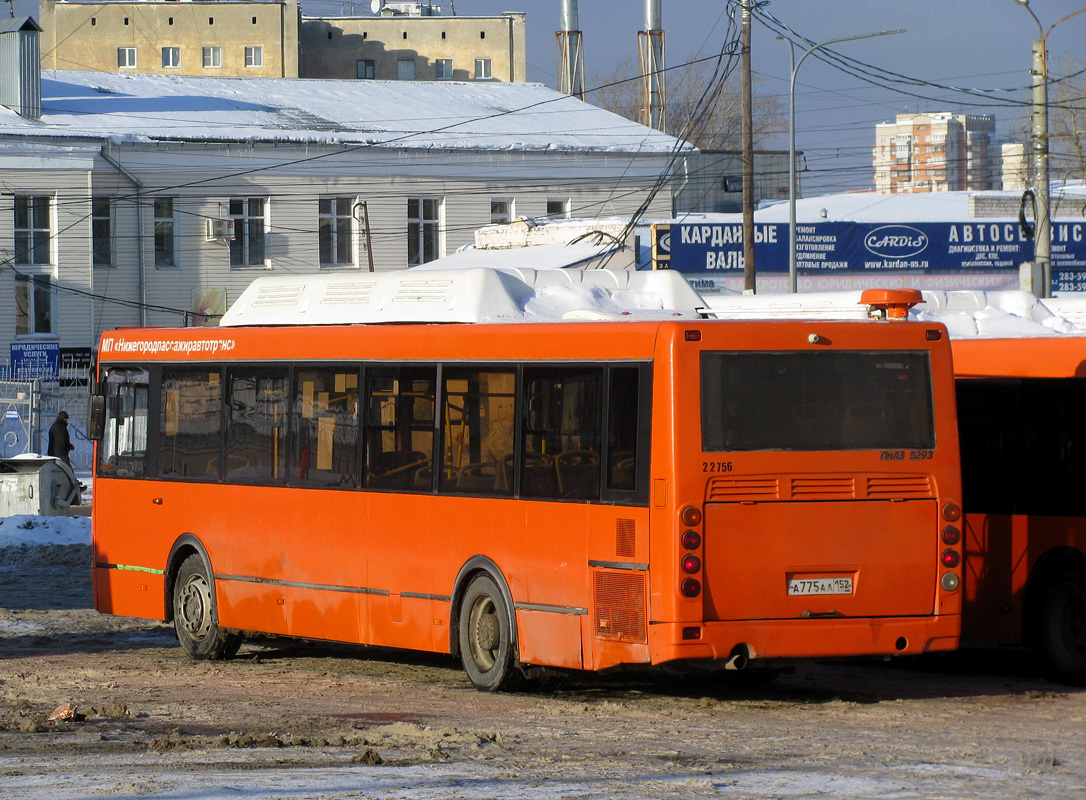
117,47 -> 136,68
245,46 -> 263,68
435,59 -> 453,79
319,198 -> 354,267
407,198 -> 442,266
14,195 -> 50,265
162,47 -> 181,68
154,197 -> 177,268
15,275 -> 54,335
547,198 -> 571,219
229,198 -> 266,267
397,59 -> 416,81
92,197 -> 114,268
202,46 -> 222,68
491,198 -> 514,225
474,59 -> 492,80
357,59 -> 375,79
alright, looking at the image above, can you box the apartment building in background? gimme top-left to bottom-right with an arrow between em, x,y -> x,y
38,0 -> 524,82
40,0 -> 301,77
301,7 -> 525,81
873,112 -> 998,194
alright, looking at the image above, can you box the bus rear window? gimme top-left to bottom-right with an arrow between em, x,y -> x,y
701,350 -> 935,452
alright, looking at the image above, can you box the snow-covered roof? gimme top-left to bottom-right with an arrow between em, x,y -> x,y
0,70 -> 688,153
413,242 -> 631,272
704,288 -> 1086,338
219,268 -> 709,326
680,185 -> 1086,224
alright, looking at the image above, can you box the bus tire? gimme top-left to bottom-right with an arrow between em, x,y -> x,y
1037,574 -> 1086,685
173,554 -> 242,661
458,574 -> 522,692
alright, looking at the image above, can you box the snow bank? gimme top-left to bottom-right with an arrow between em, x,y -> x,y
0,515 -> 90,548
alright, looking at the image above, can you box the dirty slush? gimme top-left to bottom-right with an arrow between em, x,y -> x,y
1,542 -> 1085,799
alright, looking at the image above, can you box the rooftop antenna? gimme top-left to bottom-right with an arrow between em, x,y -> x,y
7,0 -> 15,18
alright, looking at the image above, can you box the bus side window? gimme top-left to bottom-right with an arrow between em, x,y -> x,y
606,367 -> 640,492
364,366 -> 436,491
521,368 -> 602,501
292,367 -> 360,489
97,368 -> 149,478
224,367 -> 289,485
441,368 -> 514,496
160,368 -> 222,481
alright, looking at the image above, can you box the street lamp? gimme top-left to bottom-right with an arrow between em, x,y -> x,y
1014,0 -> 1086,298
782,30 -> 904,293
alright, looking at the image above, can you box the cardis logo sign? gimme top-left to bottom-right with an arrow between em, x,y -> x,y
863,225 -> 929,259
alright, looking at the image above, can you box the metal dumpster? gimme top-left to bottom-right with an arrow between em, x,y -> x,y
0,456 -> 82,516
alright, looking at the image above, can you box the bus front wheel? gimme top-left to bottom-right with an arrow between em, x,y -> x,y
1037,574 -> 1086,685
458,574 -> 521,692
173,554 -> 242,661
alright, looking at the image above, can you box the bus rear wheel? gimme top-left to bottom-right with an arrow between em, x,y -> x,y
458,574 -> 521,692
173,554 -> 242,661
1037,575 -> 1086,685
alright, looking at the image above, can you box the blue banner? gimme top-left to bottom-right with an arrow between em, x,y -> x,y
10,342 -> 60,380
653,221 -> 1086,279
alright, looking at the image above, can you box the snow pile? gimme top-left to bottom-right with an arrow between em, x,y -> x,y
0,515 -> 90,548
704,287 -> 1086,339
916,290 -> 1082,338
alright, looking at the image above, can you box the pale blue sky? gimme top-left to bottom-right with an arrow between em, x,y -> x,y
13,0 -> 1086,194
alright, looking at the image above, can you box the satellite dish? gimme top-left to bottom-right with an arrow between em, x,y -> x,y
371,0 -> 383,13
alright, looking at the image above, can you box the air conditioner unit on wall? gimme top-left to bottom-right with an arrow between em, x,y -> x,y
206,218 -> 235,241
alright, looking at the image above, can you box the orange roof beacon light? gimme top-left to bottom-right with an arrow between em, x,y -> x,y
860,289 -> 924,321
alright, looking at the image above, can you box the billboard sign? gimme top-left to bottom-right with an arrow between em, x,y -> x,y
653,221 -> 1086,286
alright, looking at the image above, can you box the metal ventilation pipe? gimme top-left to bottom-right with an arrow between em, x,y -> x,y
556,0 -> 585,99
639,0 -> 665,131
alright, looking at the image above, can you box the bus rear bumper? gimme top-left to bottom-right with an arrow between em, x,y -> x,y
648,615 -> 960,666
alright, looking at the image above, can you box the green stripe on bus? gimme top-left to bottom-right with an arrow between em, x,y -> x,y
99,562 -> 165,576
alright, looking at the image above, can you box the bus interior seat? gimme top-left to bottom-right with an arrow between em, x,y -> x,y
555,450 -> 600,499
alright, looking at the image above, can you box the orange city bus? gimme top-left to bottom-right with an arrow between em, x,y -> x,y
953,335 -> 1086,683
89,272 -> 963,690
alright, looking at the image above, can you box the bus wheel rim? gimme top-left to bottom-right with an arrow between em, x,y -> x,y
178,575 -> 214,641
468,595 -> 500,671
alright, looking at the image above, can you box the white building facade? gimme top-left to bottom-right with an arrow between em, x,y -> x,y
0,59 -> 685,362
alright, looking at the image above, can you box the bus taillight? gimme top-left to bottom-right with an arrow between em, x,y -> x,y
941,525 -> 961,545
941,549 -> 961,569
941,573 -> 960,592
941,502 -> 961,522
682,554 -> 701,574
681,530 -> 701,550
681,578 -> 701,598
680,506 -> 702,526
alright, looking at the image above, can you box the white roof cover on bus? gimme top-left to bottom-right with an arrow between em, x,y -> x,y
704,289 -> 1086,337
218,268 -> 709,327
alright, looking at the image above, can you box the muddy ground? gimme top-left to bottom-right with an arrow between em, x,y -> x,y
1,544 -> 1084,799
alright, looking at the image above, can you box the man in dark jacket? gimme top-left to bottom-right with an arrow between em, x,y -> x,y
48,411 -> 74,466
